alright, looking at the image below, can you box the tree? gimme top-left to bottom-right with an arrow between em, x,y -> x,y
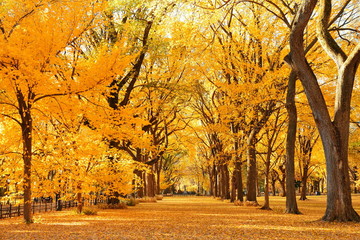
258,108 -> 286,209
0,0 -> 122,222
285,0 -> 360,221
297,121 -> 320,200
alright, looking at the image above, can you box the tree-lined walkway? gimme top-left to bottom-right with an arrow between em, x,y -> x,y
1,196 -> 360,239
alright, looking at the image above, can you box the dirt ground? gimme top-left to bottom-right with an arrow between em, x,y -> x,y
1,195 -> 360,239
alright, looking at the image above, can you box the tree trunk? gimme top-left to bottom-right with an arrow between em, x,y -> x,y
285,71 -> 300,214
146,172 -> 155,197
18,93 -> 33,223
56,193 -> 62,211
261,144 -> 272,210
299,166 -> 308,200
77,190 -> 83,213
209,166 -> 214,196
235,161 -> 244,202
224,164 -> 230,199
230,171 -> 236,202
261,160 -> 271,210
246,135 -> 257,202
213,164 -> 218,197
155,161 -> 161,195
22,124 -> 33,223
271,180 -> 276,196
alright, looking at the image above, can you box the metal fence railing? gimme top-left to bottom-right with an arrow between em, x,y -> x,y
0,200 -> 77,219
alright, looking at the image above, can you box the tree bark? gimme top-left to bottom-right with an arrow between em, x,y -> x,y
22,119 -> 33,223
246,135 -> 257,202
285,71 -> 300,214
235,161 -> 243,201
261,158 -> 271,210
299,166 -> 308,200
17,91 -> 34,223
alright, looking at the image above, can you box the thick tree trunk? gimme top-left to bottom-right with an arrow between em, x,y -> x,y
146,172 -> 156,197
321,133 -> 360,221
246,136 -> 257,202
285,71 -> 300,214
224,164 -> 230,199
18,93 -> 33,223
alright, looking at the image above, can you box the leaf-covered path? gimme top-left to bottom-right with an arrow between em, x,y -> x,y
1,196 -> 360,239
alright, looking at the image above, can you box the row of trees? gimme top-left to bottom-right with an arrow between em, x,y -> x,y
0,0 -> 359,223
184,0 -> 360,222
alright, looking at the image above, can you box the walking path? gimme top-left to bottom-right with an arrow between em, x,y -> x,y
0,196 -> 360,239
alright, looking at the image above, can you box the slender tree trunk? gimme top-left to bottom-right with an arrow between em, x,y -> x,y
213,164 -> 218,197
299,166 -> 308,200
209,167 -> 214,196
76,188 -> 83,213
230,171 -> 236,202
246,135 -> 257,203
22,121 -> 33,223
271,180 -> 276,196
261,149 -> 272,210
155,161 -> 161,195
235,161 -> 244,201
285,71 -> 300,214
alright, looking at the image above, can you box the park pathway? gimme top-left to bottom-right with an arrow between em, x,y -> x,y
0,196 -> 360,239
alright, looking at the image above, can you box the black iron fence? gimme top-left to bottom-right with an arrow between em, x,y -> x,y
0,200 -> 77,219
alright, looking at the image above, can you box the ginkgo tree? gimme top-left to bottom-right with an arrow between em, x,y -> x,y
191,0 -> 289,204
286,0 -> 360,221
0,0 -> 131,223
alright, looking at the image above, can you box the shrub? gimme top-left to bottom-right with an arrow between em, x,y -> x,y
82,207 -> 98,215
234,200 -> 243,206
96,202 -> 127,209
155,195 -> 163,200
138,197 -> 157,203
244,201 -> 259,207
126,198 -> 138,206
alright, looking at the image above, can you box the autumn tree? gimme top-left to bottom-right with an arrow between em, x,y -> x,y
285,0 -> 360,221
296,121 -> 320,200
194,1 -> 289,204
0,0 -> 129,222
258,109 -> 286,209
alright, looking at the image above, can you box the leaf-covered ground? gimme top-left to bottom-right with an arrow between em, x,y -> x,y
1,195 -> 360,239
